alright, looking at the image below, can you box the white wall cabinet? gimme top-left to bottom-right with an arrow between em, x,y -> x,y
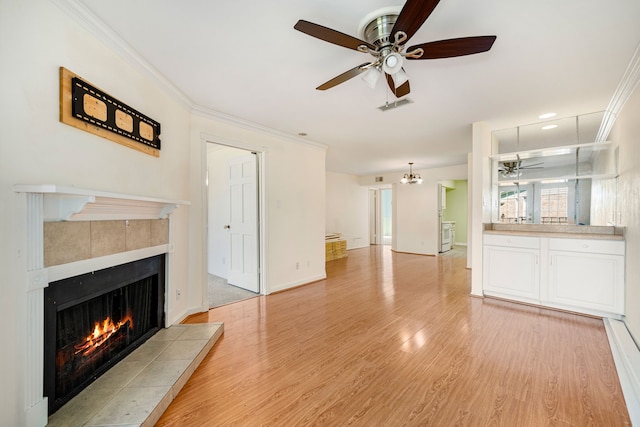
483,233 -> 625,317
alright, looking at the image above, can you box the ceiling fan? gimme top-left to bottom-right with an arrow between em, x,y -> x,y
498,158 -> 544,178
293,0 -> 497,98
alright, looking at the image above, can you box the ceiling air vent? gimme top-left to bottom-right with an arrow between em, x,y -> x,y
375,176 -> 384,182
378,98 -> 413,111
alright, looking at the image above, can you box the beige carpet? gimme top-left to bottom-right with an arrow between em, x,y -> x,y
208,274 -> 258,308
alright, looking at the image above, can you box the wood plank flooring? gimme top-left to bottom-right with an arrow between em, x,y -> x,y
156,246 -> 630,426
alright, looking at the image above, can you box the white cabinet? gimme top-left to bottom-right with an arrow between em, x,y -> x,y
441,185 -> 447,210
483,234 -> 540,302
450,222 -> 456,247
483,233 -> 625,317
547,238 -> 624,315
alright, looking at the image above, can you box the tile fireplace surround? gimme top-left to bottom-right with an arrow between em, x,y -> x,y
13,185 -> 195,427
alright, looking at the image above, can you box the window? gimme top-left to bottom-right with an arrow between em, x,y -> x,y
499,188 -> 528,223
540,186 -> 568,224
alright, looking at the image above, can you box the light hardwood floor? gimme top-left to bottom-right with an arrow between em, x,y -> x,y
157,246 -> 630,426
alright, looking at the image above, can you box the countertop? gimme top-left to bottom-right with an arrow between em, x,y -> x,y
484,223 -> 625,241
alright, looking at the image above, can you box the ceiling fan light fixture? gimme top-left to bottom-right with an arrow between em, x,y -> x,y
361,66 -> 382,88
392,69 -> 409,88
382,52 -> 403,75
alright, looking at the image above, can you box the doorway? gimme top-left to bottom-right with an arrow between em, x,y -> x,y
206,143 -> 260,308
380,189 -> 392,245
369,187 -> 392,245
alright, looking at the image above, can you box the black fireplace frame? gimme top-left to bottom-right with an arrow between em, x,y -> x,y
43,255 -> 165,414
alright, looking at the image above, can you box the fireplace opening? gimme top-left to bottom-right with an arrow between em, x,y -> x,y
44,255 -> 165,414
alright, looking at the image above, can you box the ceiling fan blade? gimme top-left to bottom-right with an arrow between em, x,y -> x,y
407,36 -> 497,59
316,63 -> 372,91
391,0 -> 441,42
385,73 -> 411,98
294,20 -> 375,51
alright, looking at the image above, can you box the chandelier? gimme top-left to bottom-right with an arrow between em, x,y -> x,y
400,162 -> 422,184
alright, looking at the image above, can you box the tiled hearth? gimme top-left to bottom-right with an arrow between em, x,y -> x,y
48,323 -> 223,427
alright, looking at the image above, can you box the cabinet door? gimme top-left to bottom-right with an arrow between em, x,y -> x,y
483,246 -> 540,301
548,251 -> 624,314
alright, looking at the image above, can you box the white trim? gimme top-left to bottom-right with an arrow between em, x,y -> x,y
50,0 -> 193,111
201,135 -> 270,296
47,244 -> 170,282
14,184 -> 189,205
201,132 -> 270,154
52,0 -> 329,154
604,318 -> 640,425
14,184 -> 189,221
269,274 -> 328,294
196,109 -> 328,152
597,41 -> 640,142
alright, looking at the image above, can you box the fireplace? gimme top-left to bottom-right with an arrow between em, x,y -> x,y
43,255 -> 165,414
13,185 -> 188,426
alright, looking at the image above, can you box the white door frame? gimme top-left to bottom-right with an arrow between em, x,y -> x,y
200,132 -> 268,307
369,189 -> 380,245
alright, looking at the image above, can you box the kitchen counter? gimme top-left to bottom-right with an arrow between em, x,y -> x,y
484,223 -> 625,241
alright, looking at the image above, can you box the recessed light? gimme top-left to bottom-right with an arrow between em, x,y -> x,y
539,112 -> 557,119
541,124 -> 558,130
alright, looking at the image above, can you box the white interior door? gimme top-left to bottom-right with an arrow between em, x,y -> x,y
227,154 -> 259,292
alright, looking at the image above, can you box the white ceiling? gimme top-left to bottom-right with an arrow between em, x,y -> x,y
79,0 -> 640,176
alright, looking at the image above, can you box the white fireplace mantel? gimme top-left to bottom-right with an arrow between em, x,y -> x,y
14,184 -> 190,221
13,185 -> 189,426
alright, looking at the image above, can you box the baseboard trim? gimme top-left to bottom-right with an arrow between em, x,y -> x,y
604,318 -> 640,424
269,274 -> 327,294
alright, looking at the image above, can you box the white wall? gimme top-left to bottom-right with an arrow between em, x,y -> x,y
470,122 -> 493,296
325,172 -> 369,250
601,83 -> 640,342
0,1 -> 193,425
192,114 -> 327,294
0,2 -> 329,424
393,181 -> 439,254
360,164 -> 467,255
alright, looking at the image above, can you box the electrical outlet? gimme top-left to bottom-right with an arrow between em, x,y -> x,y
176,289 -> 182,299
295,262 -> 300,270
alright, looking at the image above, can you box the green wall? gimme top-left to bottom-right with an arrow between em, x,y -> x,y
443,180 -> 468,244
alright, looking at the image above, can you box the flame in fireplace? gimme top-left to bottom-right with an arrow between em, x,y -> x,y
74,314 -> 134,357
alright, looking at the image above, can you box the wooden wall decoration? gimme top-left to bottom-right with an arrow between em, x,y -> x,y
59,67 -> 161,157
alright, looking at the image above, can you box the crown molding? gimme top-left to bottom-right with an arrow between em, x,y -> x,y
51,0 -> 328,153
597,41 -> 640,142
50,0 -> 194,111
193,105 -> 328,151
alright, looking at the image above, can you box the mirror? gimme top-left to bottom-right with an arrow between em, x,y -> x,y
491,112 -> 616,226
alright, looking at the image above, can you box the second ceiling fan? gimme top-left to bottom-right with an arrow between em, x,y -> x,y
294,0 -> 497,98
